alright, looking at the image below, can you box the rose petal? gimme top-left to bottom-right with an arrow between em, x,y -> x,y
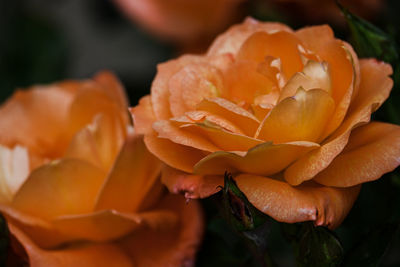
65,113 -> 126,170
208,17 -> 293,57
222,60 -> 277,105
284,59 -> 393,185
93,71 -> 129,110
117,194 -> 204,267
144,133 -> 208,173
95,133 -> 162,212
0,85 -> 75,158
151,55 -> 204,120
237,31 -> 303,78
168,63 -> 223,117
12,159 -> 106,220
257,88 -> 335,143
197,97 -> 260,136
279,60 -> 331,101
130,95 -> 156,135
51,209 -> 177,244
236,174 -> 361,229
64,126 -> 103,169
8,223 -> 133,267
194,141 -> 319,176
153,120 -> 219,152
68,82 -> 128,141
314,122 -> 400,187
161,165 -> 223,199
295,25 -> 358,138
181,123 -> 263,151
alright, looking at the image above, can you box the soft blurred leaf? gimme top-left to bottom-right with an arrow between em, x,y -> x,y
338,1 -> 398,64
286,222 -> 343,267
196,197 -> 260,267
223,173 -> 273,255
339,1 -> 400,124
343,223 -> 400,267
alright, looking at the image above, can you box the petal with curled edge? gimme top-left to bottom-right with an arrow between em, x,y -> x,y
151,55 -> 204,120
295,25 -> 360,98
236,174 -> 361,229
279,60 -> 331,101
95,133 -> 162,213
8,223 -> 133,267
194,141 -> 319,176
93,71 -> 129,111
117,194 -> 204,267
257,88 -> 335,143
314,122 -> 400,187
144,133 -> 209,173
67,83 -> 128,143
284,59 -> 393,185
12,159 -> 106,221
237,31 -> 303,78
161,165 -> 223,199
208,17 -> 293,57
181,122 -> 262,152
130,95 -> 156,135
197,97 -> 260,136
153,120 -> 219,152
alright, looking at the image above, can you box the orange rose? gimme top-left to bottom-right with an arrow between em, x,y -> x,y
132,18 -> 400,229
0,72 -> 203,266
113,0 -> 245,46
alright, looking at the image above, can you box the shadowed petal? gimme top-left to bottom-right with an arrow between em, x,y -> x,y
236,174 -> 361,229
8,223 -> 133,267
161,165 -> 223,199
95,133 -> 162,212
144,133 -> 208,173
194,141 -> 319,176
117,194 -> 204,267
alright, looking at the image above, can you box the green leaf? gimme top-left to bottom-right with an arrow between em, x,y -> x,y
338,1 -> 400,124
343,223 -> 400,267
338,1 -> 398,64
286,222 -> 343,267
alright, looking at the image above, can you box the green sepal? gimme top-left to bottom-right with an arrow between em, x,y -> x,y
222,172 -> 269,232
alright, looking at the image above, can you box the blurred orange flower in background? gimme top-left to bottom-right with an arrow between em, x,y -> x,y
0,72 -> 203,266
132,18 -> 400,230
113,0 -> 246,49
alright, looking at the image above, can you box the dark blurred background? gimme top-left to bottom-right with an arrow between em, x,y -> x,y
1,0 -> 399,106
